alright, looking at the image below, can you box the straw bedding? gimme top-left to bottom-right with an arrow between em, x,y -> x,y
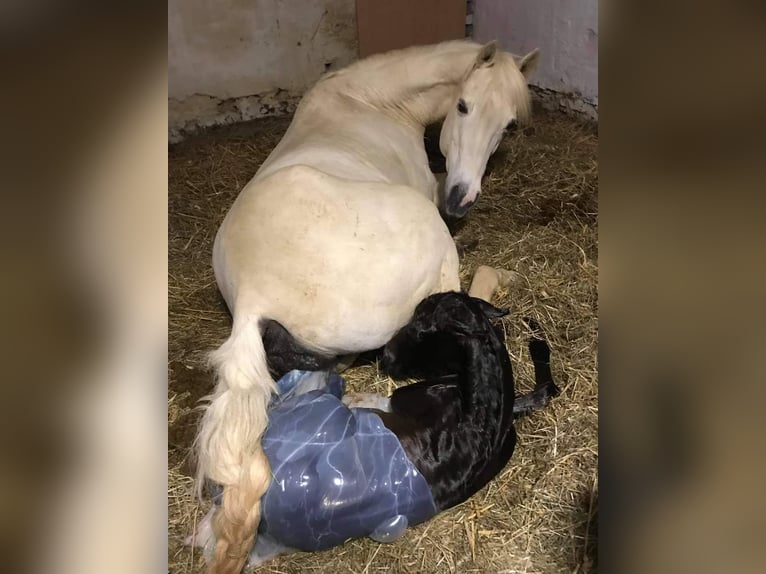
168,104 -> 598,574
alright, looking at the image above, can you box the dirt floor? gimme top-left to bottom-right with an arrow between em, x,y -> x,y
169,105 -> 598,574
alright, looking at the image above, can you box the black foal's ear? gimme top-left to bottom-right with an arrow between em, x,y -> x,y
474,298 -> 509,319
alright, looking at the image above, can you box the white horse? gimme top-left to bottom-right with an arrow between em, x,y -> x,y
195,39 -> 538,574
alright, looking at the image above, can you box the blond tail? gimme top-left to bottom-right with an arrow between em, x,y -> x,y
194,314 -> 276,574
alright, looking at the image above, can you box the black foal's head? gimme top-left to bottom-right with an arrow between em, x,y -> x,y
381,292 -> 508,380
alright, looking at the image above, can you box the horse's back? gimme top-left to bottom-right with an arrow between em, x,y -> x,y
214,165 -> 458,354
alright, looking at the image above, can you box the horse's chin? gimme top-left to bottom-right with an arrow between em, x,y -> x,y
440,200 -> 476,229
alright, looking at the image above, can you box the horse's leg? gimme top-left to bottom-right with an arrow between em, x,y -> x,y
468,265 -> 519,303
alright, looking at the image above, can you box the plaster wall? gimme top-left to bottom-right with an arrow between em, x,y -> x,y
168,0 -> 357,139
473,0 -> 598,118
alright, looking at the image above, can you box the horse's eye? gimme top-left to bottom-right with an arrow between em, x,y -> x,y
457,99 -> 468,115
505,119 -> 518,131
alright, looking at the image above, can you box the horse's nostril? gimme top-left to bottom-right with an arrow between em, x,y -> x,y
448,183 -> 468,201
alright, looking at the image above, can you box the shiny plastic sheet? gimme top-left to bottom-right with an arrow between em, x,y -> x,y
209,370 -> 437,564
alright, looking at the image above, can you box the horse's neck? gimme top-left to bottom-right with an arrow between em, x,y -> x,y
328,41 -> 484,126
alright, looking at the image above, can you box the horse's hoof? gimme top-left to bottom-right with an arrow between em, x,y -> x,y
495,268 -> 520,288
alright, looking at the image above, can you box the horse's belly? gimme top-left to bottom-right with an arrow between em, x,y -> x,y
216,166 -> 458,353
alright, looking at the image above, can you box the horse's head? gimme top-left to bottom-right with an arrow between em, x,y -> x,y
381,292 -> 509,380
439,42 -> 539,220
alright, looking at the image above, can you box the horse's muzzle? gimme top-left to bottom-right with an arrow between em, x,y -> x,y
441,183 -> 477,220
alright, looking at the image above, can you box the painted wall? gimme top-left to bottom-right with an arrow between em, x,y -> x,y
473,0 -> 598,117
169,0 -> 357,139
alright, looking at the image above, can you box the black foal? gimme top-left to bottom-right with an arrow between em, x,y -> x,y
375,291 -> 559,511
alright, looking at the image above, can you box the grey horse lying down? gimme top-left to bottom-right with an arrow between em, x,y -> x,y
187,290 -> 559,567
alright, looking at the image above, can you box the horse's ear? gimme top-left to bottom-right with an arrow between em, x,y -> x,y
473,298 -> 509,320
515,48 -> 540,78
475,41 -> 497,67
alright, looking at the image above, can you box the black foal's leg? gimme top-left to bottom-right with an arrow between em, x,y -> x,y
512,384 -> 560,418
513,318 -> 561,419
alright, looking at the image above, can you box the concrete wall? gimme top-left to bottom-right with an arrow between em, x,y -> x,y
169,0 -> 357,140
168,0 -> 597,139
473,0 -> 598,118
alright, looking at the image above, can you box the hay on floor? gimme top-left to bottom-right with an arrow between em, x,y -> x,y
169,105 -> 598,574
